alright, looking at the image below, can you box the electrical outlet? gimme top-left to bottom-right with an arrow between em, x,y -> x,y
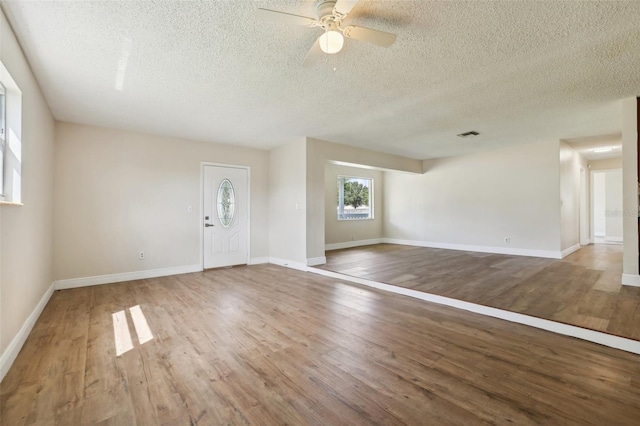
352,235 -> 356,241
139,251 -> 145,260
504,237 -> 510,244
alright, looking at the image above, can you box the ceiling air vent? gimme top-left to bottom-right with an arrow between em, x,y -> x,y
457,131 -> 480,138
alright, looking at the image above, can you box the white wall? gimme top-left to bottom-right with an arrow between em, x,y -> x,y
592,169 -> 623,242
621,97 -> 638,280
53,122 -> 269,280
593,172 -> 606,237
559,141 -> 587,251
383,140 -> 562,256
590,157 -> 623,245
0,9 -> 55,359
605,169 -> 623,242
579,166 -> 589,245
268,140 -> 307,264
324,163 -> 383,246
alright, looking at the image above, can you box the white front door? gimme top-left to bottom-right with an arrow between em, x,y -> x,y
203,165 -> 249,268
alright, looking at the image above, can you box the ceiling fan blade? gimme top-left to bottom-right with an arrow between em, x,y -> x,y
255,9 -> 318,27
333,0 -> 360,18
342,25 -> 397,47
302,38 -> 323,67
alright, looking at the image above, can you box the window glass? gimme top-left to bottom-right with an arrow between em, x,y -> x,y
337,176 -> 373,220
1,62 -> 22,204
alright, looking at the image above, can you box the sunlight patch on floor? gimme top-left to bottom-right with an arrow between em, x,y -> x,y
129,304 -> 154,344
112,305 -> 154,356
112,310 -> 134,356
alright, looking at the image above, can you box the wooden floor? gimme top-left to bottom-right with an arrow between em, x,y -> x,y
319,243 -> 640,340
2,265 -> 640,425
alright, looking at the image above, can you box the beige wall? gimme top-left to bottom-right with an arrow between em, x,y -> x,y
383,140 -> 562,254
306,137 -> 422,261
621,97 -> 638,278
324,163 -> 383,246
268,140 -> 307,264
53,122 -> 269,280
1,10 -> 55,355
589,157 -> 623,171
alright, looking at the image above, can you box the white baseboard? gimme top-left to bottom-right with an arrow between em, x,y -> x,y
54,264 -> 202,290
268,257 -> 308,272
308,267 -> 640,355
1,282 -> 55,382
622,274 -> 640,287
306,256 -> 326,266
325,238 -> 384,251
382,238 -> 562,259
268,257 -> 326,270
561,244 -> 581,258
605,236 -> 623,243
249,257 -> 269,265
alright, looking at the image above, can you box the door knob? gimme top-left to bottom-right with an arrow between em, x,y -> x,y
205,223 -> 215,227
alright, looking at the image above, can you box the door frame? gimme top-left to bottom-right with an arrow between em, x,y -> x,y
200,162 -> 251,270
579,166 -> 589,245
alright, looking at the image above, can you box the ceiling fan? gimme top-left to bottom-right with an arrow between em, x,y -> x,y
256,0 -> 397,67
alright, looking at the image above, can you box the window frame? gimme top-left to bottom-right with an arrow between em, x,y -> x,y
0,61 -> 23,205
0,82 -> 6,200
337,175 -> 374,221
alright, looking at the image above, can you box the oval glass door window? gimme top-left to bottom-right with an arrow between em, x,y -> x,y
217,179 -> 235,228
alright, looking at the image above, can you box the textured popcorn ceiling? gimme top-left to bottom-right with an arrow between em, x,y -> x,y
2,0 -> 640,159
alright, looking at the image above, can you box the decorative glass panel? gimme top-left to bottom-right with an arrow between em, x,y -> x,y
217,179 -> 235,228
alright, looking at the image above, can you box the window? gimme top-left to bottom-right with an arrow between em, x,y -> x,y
337,176 -> 373,220
0,82 -> 5,200
0,61 -> 22,204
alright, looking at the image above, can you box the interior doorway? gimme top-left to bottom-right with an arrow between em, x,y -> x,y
202,164 -> 250,268
591,168 -> 623,244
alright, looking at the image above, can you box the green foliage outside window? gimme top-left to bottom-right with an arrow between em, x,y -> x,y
342,180 -> 369,209
337,176 -> 373,220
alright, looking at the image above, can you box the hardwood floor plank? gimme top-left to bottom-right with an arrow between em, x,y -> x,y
320,243 -> 639,340
2,265 -> 640,424
322,347 -> 483,425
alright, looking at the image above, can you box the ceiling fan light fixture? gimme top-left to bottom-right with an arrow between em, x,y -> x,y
319,30 -> 344,54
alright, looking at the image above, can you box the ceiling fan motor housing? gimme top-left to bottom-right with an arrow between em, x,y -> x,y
316,0 -> 339,23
